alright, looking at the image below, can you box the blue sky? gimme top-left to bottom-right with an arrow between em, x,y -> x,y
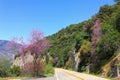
0,0 -> 115,41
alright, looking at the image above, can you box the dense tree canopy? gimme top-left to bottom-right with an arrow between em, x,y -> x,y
47,2 -> 120,75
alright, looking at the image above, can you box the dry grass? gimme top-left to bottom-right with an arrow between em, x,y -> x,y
115,76 -> 120,80
0,77 -> 22,80
0,78 -> 7,80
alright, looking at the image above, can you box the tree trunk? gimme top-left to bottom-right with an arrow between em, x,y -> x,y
88,64 -> 90,73
117,66 -> 119,77
86,64 -> 90,74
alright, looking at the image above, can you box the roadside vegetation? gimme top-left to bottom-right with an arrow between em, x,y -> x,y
0,30 -> 54,79
44,64 -> 55,76
47,0 -> 120,79
0,0 -> 120,79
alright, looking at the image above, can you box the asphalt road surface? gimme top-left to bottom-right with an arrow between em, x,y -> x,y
55,68 -> 109,80
9,68 -> 109,80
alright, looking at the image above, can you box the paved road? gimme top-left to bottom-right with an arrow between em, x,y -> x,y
55,68 -> 109,80
9,68 -> 109,80
55,68 -> 82,80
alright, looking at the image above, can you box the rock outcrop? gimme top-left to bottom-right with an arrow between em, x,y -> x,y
102,53 -> 120,78
13,52 -> 34,68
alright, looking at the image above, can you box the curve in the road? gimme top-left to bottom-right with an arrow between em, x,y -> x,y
55,68 -> 109,80
62,69 -> 84,80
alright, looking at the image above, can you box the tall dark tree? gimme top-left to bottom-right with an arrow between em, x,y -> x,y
115,12 -> 120,32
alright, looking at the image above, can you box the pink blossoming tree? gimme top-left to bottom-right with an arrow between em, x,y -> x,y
91,19 -> 102,53
91,19 -> 102,63
21,30 -> 50,76
7,30 -> 50,76
22,30 -> 50,76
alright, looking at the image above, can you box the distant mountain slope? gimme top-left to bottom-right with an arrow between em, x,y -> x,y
0,40 -> 21,60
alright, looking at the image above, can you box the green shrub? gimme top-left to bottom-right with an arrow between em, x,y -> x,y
10,65 -> 21,77
0,66 -> 9,77
0,56 -> 11,77
81,66 -> 86,71
65,60 -> 71,69
44,64 -> 54,76
48,57 -> 54,66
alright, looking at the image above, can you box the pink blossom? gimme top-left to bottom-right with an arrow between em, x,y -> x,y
91,19 -> 102,55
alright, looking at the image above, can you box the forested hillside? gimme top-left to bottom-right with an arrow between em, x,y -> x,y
48,1 -> 120,77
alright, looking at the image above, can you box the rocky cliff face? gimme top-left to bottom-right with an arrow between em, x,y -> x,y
66,49 -> 81,71
13,52 -> 34,68
102,53 -> 120,77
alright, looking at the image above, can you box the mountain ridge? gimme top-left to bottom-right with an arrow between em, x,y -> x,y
0,40 -> 21,60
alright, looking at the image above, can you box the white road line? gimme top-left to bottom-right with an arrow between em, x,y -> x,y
55,70 -> 59,80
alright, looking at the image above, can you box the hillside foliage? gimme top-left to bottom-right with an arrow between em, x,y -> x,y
47,2 -> 120,76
